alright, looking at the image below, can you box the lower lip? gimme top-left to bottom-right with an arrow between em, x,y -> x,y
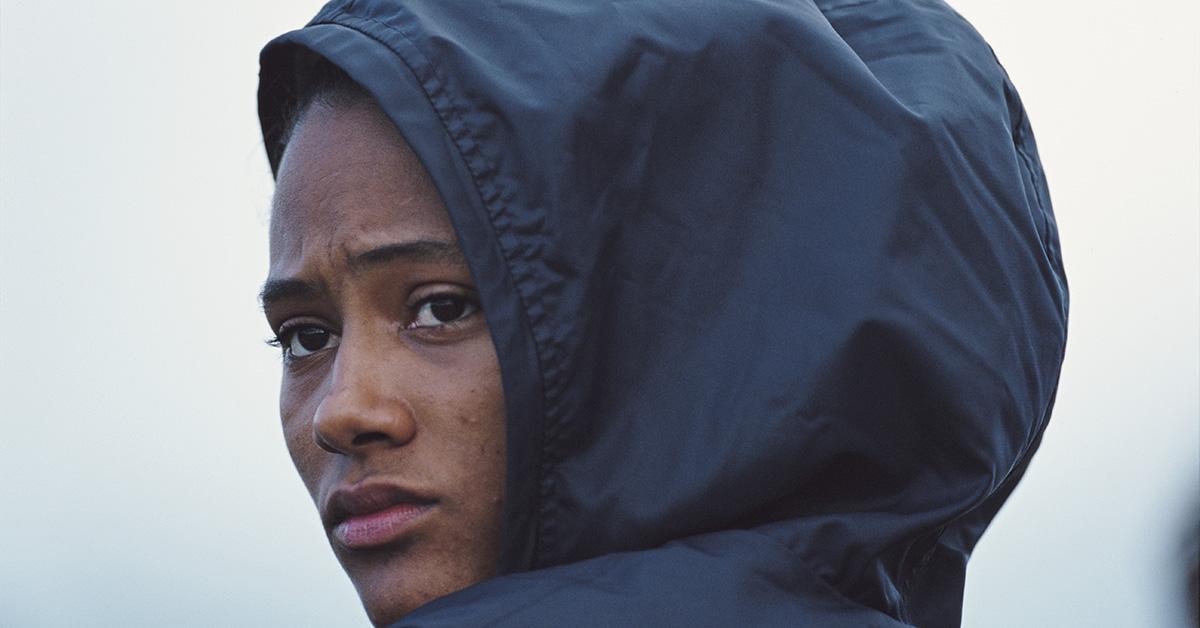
333,503 -> 433,549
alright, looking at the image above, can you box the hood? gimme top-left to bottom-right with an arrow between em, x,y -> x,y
258,1 -> 1068,625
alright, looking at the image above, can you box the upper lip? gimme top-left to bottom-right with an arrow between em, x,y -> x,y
321,481 -> 437,530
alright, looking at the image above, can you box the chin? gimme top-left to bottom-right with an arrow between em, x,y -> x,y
362,599 -> 412,628
354,575 -> 427,627
342,547 -> 494,626
347,562 -> 431,626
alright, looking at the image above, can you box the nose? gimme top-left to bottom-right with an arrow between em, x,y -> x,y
312,333 -> 417,455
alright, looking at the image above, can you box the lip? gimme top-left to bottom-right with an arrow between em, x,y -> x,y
323,482 -> 437,550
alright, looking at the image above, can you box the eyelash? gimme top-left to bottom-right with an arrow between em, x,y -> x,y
265,292 -> 482,359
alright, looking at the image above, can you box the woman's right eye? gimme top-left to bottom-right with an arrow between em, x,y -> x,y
282,326 -> 341,358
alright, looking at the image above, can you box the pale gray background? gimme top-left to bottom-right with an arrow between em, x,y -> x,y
1,1 -> 1196,626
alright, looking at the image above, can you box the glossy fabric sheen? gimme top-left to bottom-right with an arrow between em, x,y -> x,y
259,1 -> 1067,625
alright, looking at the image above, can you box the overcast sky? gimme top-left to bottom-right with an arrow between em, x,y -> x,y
1,1 -> 1196,626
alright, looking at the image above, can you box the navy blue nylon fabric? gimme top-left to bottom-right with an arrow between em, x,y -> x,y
258,1 -> 1067,625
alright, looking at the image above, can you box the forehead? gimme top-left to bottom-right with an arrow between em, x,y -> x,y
269,100 -> 456,271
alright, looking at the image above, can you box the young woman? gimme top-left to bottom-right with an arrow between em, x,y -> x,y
257,1 -> 1067,625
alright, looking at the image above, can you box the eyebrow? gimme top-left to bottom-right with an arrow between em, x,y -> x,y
258,278 -> 321,311
258,239 -> 466,309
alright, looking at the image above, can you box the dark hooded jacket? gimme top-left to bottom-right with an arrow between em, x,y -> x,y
258,1 -> 1067,626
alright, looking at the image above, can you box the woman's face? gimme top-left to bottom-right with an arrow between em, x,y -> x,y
262,98 -> 506,625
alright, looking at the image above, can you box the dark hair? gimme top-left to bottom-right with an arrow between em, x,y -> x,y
264,49 -> 374,170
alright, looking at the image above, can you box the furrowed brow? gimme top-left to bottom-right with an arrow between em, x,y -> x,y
349,239 -> 466,270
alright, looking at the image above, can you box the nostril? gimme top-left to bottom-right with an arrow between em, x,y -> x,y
314,432 -> 341,454
351,431 -> 393,447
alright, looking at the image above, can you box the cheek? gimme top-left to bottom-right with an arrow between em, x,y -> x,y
436,337 -> 505,441
448,341 -> 507,498
280,372 -> 325,496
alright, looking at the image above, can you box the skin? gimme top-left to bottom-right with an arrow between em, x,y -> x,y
262,98 -> 506,625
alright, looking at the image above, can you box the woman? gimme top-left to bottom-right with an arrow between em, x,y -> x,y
257,0 -> 1067,626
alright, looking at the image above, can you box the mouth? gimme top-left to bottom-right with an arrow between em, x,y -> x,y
323,482 -> 436,550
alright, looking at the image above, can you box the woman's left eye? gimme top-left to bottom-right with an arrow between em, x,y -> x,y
409,294 -> 480,329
